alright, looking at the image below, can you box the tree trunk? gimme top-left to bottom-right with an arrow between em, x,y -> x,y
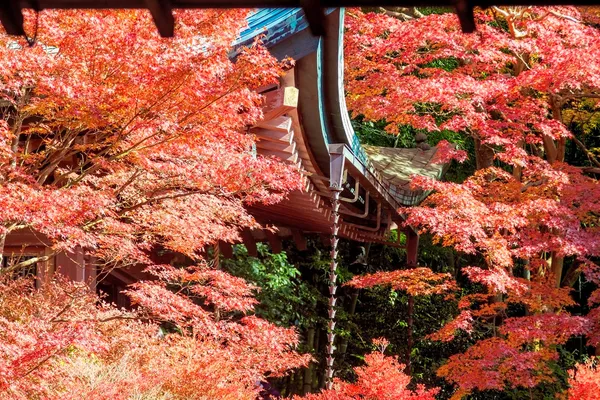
550,253 -> 564,289
338,289 -> 359,361
542,94 -> 565,164
0,231 -> 6,266
288,371 -> 296,396
303,327 -> 316,395
284,374 -> 292,397
523,260 -> 531,315
551,95 -> 566,162
10,113 -> 24,170
406,295 -> 414,375
475,138 -> 495,170
295,370 -> 303,395
314,328 -> 325,390
562,262 -> 582,289
513,53 -> 531,76
513,140 -> 525,180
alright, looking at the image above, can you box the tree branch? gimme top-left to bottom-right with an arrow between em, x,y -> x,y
0,253 -> 54,275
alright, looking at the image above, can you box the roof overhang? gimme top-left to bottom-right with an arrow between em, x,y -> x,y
3,1 -> 598,39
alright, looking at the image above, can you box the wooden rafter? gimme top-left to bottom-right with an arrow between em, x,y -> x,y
5,1 -> 600,38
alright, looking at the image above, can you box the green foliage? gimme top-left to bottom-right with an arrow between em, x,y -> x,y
352,117 -> 415,148
222,243 -> 320,328
419,56 -> 461,72
417,7 -> 453,16
352,113 -> 476,183
413,102 -> 458,125
563,98 -> 600,170
487,17 -> 510,33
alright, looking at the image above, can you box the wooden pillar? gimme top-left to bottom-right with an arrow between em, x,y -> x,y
55,247 -> 83,281
242,230 -> 258,257
218,241 -> 233,259
406,228 -> 419,267
292,229 -> 307,251
405,228 -> 419,376
37,246 -> 55,288
265,230 -> 282,254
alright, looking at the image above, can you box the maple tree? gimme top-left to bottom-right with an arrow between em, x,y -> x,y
0,271 -> 310,400
345,6 -> 600,398
565,357 -> 600,400
0,8 -> 300,272
298,338 -> 439,400
347,267 -> 457,297
0,8 -> 312,399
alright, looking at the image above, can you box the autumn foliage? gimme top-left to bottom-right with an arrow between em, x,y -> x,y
0,271 -> 310,400
0,8 -> 310,400
566,358 -> 600,400
0,8 -> 300,269
298,339 -> 439,400
3,4 -> 600,399
345,6 -> 600,398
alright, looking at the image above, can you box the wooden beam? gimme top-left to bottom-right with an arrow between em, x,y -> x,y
3,1 -> 597,38
255,139 -> 297,153
218,241 -> 233,259
241,230 -> 258,257
406,229 -> 419,267
0,2 -> 24,36
255,115 -> 293,132
292,229 -> 307,251
254,82 -> 279,94
250,127 -> 294,144
145,0 -> 174,37
107,268 -> 137,285
265,230 -> 283,254
258,149 -> 299,163
262,86 -> 299,121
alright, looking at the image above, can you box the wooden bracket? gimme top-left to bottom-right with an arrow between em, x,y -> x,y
454,0 -> 476,33
0,2 -> 24,36
265,230 -> 282,254
255,115 -> 293,132
292,229 -> 307,251
262,87 -> 299,121
241,230 -> 258,257
145,0 -> 175,37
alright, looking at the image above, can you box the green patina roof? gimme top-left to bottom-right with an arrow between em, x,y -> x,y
362,145 -> 446,206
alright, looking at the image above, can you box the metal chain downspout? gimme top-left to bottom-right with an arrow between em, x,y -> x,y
325,188 -> 342,390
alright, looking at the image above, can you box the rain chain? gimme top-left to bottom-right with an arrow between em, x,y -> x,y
325,187 -> 342,390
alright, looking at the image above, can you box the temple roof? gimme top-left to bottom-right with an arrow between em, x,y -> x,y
363,145 -> 446,206
238,8 -> 451,248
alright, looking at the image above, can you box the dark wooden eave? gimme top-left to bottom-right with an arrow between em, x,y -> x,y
3,0 -> 599,38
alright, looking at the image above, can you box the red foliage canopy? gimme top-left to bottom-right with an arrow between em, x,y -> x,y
0,9 -> 301,269
299,340 -> 439,400
345,6 -> 600,397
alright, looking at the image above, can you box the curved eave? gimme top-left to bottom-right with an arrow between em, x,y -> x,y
237,8 -> 449,242
319,9 -> 448,207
